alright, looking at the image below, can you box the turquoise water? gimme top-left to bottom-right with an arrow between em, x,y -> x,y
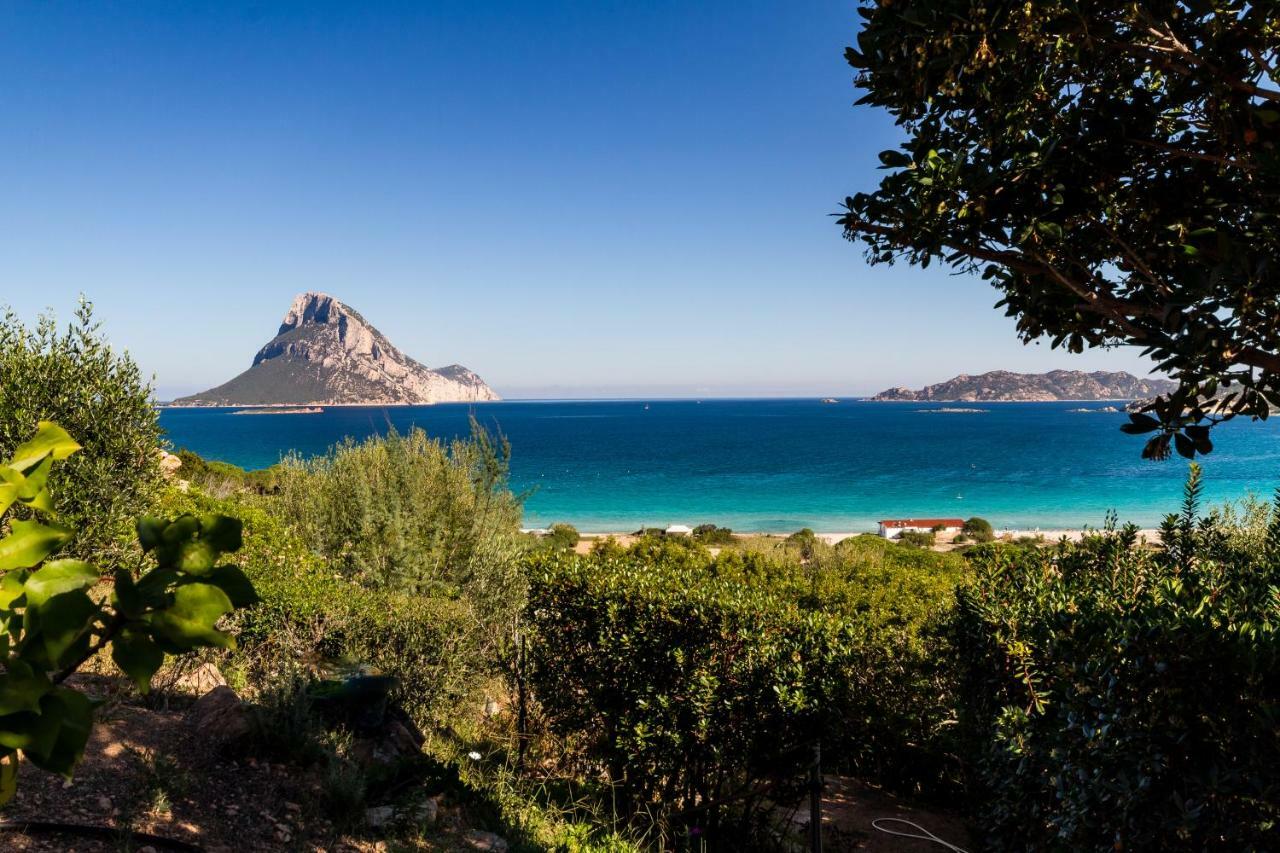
158,400 -> 1280,533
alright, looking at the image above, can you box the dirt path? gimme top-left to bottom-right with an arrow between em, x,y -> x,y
789,777 -> 973,852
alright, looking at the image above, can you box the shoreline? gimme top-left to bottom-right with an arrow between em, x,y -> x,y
545,528 -> 1165,553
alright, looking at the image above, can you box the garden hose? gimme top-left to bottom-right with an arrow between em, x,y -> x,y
0,820 -> 203,851
871,817 -> 969,852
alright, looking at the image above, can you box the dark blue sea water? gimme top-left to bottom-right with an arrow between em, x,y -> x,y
158,400 -> 1280,533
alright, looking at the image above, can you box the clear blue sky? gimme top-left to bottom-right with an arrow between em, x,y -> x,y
1,1 -> 1156,399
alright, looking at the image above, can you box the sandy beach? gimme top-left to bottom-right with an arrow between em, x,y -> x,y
567,527 -> 1165,555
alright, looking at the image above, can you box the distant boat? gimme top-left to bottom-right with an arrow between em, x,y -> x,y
644,404 -> 650,410
821,398 -> 839,404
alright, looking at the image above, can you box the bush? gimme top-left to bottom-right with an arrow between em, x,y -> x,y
173,450 -> 280,497
691,524 -> 734,545
0,300 -> 162,558
524,536 -> 966,842
896,529 -> 935,548
960,517 -> 994,543
273,422 -> 528,623
541,523 -> 580,552
950,468 -> 1280,850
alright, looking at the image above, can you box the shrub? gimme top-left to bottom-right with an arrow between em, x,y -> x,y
173,450 -> 280,497
896,529 -> 935,548
524,536 -> 966,842
273,422 -> 528,628
0,300 -> 162,558
155,484 -> 500,732
960,517 -> 994,543
950,468 -> 1280,850
541,523 -> 580,552
691,524 -> 735,545
0,422 -> 256,801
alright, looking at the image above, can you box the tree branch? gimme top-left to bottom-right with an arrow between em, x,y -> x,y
52,612 -> 126,686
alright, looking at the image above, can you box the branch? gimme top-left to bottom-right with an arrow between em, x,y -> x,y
1127,137 -> 1254,170
843,217 -> 1162,327
52,612 -> 126,686
1128,26 -> 1280,103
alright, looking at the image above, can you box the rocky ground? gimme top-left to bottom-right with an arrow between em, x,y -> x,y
0,673 -> 511,853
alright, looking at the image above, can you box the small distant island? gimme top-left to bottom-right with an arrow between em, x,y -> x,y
873,370 -> 1177,402
233,406 -> 324,415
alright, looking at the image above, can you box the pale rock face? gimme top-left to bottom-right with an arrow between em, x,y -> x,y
176,292 -> 499,406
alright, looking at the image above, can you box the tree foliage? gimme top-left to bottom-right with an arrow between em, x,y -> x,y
0,299 -> 162,553
840,2 -> 1280,457
0,423 -> 256,800
950,474 -> 1279,849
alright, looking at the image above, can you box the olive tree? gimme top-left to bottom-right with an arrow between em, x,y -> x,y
840,1 -> 1280,458
0,298 -> 162,553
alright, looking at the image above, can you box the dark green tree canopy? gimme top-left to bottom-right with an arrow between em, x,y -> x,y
840,1 -> 1280,458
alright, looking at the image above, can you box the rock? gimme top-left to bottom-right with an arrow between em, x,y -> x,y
350,712 -> 426,768
138,847 -> 157,853
187,686 -> 252,744
173,662 -> 227,695
96,795 -> 112,811
402,795 -> 438,825
464,830 -> 509,852
157,450 -> 182,477
173,292 -> 500,406
364,805 -> 395,828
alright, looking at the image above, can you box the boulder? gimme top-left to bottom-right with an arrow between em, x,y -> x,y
464,830 -> 509,852
187,686 -> 252,745
173,662 -> 227,695
364,805 -> 395,829
157,450 -> 183,477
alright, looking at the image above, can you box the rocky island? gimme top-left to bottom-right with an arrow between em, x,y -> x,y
171,292 -> 499,406
873,370 -> 1177,402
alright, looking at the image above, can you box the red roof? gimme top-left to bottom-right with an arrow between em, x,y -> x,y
878,518 -> 965,529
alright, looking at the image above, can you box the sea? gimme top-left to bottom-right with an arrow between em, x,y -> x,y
158,399 -> 1280,534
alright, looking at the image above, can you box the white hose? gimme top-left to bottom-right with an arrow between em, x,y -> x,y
871,817 -> 970,852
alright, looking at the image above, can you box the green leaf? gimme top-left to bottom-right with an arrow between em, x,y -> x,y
135,517 -> 166,552
0,481 -> 18,519
176,540 -> 217,575
200,515 -> 243,554
112,570 -> 143,619
203,564 -> 259,609
111,629 -> 164,693
7,422 -> 81,474
0,570 -> 29,610
0,660 -> 51,716
0,752 -> 17,806
148,583 -> 235,650
21,687 -> 93,778
29,590 -> 98,669
877,149 -> 911,168
0,520 -> 73,570
24,560 -> 98,607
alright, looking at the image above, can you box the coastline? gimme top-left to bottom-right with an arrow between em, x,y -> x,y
562,528 -> 1165,553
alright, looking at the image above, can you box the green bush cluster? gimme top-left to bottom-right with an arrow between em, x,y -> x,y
895,529 -> 935,548
950,468 -> 1280,850
274,423 -> 527,614
0,300 -> 162,558
691,524 -> 734,545
524,536 -> 966,843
